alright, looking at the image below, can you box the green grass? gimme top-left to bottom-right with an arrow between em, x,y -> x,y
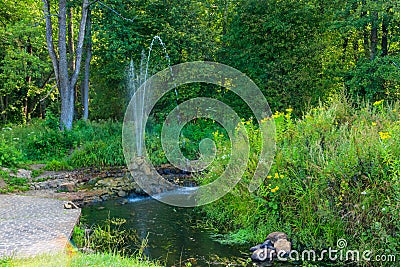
0,119 -> 124,169
0,251 -> 161,267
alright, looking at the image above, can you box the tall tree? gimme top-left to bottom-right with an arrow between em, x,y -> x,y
0,0 -> 51,124
42,0 -> 89,130
81,9 -> 91,120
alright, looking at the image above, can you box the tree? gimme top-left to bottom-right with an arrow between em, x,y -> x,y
0,0 -> 51,124
333,0 -> 400,101
218,0 -> 331,113
42,0 -> 89,130
81,9 -> 92,120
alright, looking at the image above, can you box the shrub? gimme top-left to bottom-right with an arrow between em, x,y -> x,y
0,139 -> 21,167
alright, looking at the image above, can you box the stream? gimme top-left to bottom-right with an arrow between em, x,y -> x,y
82,191 -> 297,267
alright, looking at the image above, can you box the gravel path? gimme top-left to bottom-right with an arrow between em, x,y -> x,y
0,194 -> 80,258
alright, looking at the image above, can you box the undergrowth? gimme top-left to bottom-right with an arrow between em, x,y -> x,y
198,95 -> 400,266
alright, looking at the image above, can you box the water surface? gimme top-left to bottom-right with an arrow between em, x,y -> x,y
82,192 -> 296,267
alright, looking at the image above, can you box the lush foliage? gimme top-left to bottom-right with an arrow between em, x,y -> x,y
198,96 -> 400,265
2,0 -> 400,125
0,118 -> 124,170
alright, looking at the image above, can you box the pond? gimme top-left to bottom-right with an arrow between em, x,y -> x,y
82,191 -> 297,267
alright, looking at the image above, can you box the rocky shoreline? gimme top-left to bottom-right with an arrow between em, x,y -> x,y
3,163 -> 195,207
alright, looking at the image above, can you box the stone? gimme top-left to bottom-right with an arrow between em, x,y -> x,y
63,201 -> 78,209
100,194 -> 109,201
117,190 -> 127,197
274,239 -> 291,256
266,232 -> 288,244
250,239 -> 273,252
251,248 -> 276,262
0,179 -> 6,189
250,232 -> 291,263
59,182 -> 75,192
142,164 -> 153,176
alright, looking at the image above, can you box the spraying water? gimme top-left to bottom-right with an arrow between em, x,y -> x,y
127,36 -> 179,156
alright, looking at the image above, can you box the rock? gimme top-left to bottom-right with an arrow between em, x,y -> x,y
250,232 -> 291,263
117,190 -> 127,197
15,169 -> 32,179
250,244 -> 262,252
0,179 -> 7,189
59,182 -> 75,192
274,239 -> 291,256
142,164 -> 153,176
250,240 -> 273,252
251,248 -> 276,262
266,232 -> 288,244
64,201 -> 78,209
100,194 -> 109,201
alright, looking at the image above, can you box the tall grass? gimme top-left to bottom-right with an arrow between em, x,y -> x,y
0,251 -> 161,267
198,95 -> 400,265
0,119 -> 124,169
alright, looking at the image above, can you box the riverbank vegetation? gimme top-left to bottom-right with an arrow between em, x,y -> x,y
198,95 -> 400,265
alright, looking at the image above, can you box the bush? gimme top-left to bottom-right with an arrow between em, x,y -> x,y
0,139 -> 21,167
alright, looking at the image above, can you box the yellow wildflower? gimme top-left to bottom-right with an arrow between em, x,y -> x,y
372,122 -> 377,126
274,173 -> 279,179
280,174 -> 284,179
285,108 -> 293,113
272,111 -> 282,119
267,175 -> 272,179
378,131 -> 391,140
271,186 -> 280,193
373,99 -> 384,106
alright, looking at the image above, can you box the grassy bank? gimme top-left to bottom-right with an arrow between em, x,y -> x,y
0,112 -> 225,192
198,96 -> 399,266
0,115 -> 124,170
0,116 -> 126,192
0,251 -> 161,267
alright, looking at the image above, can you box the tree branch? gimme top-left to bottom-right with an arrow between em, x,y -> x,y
42,0 -> 59,86
40,84 -> 57,102
58,0 -> 69,91
71,0 -> 89,87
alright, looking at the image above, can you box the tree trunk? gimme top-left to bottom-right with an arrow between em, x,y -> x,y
370,9 -> 378,60
82,10 -> 91,120
361,0 -> 369,58
24,37 -> 33,122
382,11 -> 389,57
68,6 -> 75,74
60,84 -> 74,129
58,0 -> 73,129
42,0 -> 89,130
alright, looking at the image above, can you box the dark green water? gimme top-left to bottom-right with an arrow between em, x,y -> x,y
82,192 -> 296,267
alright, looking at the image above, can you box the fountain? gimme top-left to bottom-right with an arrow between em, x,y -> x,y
127,36 -> 179,157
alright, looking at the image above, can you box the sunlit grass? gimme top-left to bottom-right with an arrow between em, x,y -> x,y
1,251 -> 161,267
